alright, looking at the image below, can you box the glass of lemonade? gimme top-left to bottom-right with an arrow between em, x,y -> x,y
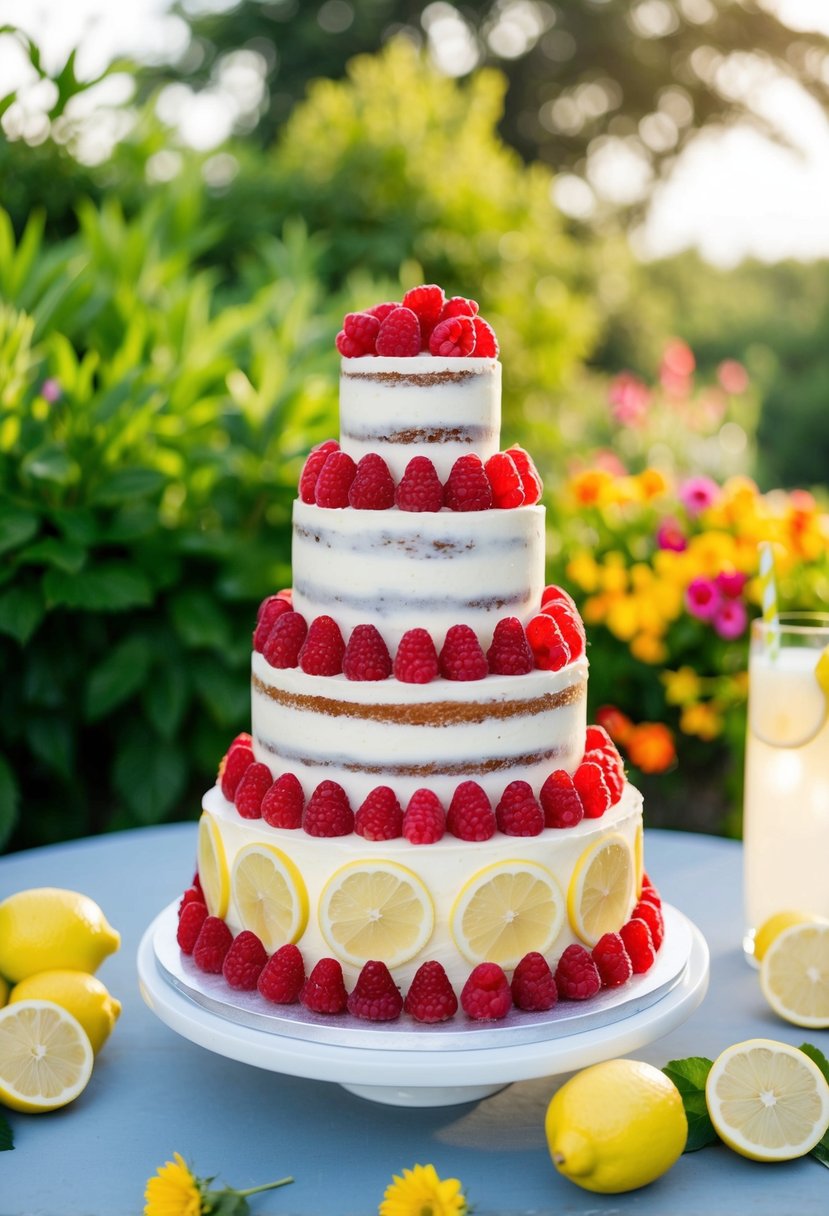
742,613 -> 829,960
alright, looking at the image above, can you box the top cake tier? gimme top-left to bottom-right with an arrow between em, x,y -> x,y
338,355 -> 501,481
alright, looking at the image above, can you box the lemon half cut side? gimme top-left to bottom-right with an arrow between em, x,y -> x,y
759,921 -> 829,1028
0,999 -> 94,1113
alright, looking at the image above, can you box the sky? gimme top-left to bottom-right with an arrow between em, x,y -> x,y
1,0 -> 828,267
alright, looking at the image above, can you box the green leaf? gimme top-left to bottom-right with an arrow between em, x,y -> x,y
113,728 -> 187,824
143,663 -> 189,740
0,584 -> 45,644
0,753 -> 20,850
663,1056 -> 718,1152
51,508 -> 99,547
0,1109 -> 13,1151
17,537 -> 87,573
43,564 -> 153,612
21,443 -> 78,486
169,590 -> 231,650
91,467 -> 166,506
0,507 -> 39,555
193,658 -> 248,727
799,1044 -> 829,1168
85,636 -> 152,720
26,716 -> 74,781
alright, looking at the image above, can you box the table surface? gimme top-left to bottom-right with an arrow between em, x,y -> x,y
1,825 -> 827,1216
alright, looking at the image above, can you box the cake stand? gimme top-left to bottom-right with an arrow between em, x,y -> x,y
138,902 -> 708,1107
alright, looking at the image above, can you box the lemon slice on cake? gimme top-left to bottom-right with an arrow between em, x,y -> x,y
759,920 -> 829,1028
0,999 -> 94,1113
706,1038 -> 829,1161
231,843 -> 308,951
319,860 -> 434,969
567,835 -> 635,947
450,860 -> 564,968
197,812 -> 229,919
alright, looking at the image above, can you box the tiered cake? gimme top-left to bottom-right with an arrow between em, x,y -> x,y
176,287 -> 664,1025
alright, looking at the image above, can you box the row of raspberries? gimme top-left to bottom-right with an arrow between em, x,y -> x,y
219,725 -> 625,840
177,875 -> 664,1023
300,442 -> 542,512
253,588 -> 586,680
335,285 -> 498,359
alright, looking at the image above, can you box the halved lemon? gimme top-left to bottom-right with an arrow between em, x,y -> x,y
0,999 -> 94,1113
753,910 -> 819,964
450,860 -> 564,968
567,834 -> 635,947
706,1038 -> 829,1161
231,843 -> 308,951
319,860 -> 434,969
197,812 -> 229,919
759,921 -> 829,1028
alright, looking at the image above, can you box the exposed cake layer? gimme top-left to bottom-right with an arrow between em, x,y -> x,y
339,355 -> 501,480
251,652 -> 587,805
201,781 -> 643,989
291,501 -> 545,652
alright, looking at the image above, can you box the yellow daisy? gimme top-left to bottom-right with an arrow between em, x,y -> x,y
380,1163 -> 467,1216
144,1154 -> 202,1216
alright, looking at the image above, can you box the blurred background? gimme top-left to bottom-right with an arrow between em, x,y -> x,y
0,0 -> 827,853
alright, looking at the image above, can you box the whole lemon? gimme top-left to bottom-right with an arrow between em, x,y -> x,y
545,1058 -> 687,1193
0,888 -> 120,983
9,970 -> 121,1054
753,909 -> 823,963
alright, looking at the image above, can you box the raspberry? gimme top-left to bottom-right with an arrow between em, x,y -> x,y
440,296 -> 478,320
257,943 -> 306,1004
573,761 -> 611,819
192,916 -> 233,974
220,743 -> 254,801
253,594 -> 293,653
541,584 -> 580,616
298,615 -> 345,676
178,885 -> 204,915
592,932 -> 633,988
495,780 -> 544,837
347,960 -> 403,1021
541,599 -> 586,661
366,301 -> 400,323
191,871 -> 204,900
511,951 -> 558,1011
471,316 -> 499,358
586,744 -> 625,803
632,898 -> 665,949
539,769 -> 585,829
234,761 -> 273,820
641,873 -> 661,904
300,957 -> 348,1014
315,450 -> 357,508
335,329 -> 363,357
484,452 -> 524,509
439,624 -> 488,681
506,445 -> 543,504
262,611 -> 308,669
404,961 -> 458,1023
376,306 -> 421,357
428,314 -> 476,357
443,454 -> 492,512
525,614 -> 571,671
402,788 -> 445,844
395,456 -> 444,513
342,310 -> 380,355
355,786 -> 403,841
402,284 -> 445,344
620,918 -> 656,973
486,616 -> 534,675
343,623 -> 392,681
554,944 -> 601,1000
222,930 -> 268,990
303,780 -> 354,837
460,962 -> 512,1020
447,781 -> 495,842
394,628 -> 439,684
261,772 -> 304,829
348,453 -> 395,510
177,900 -> 208,954
298,439 -> 339,504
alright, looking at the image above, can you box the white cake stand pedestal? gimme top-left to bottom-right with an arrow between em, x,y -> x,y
138,903 -> 708,1107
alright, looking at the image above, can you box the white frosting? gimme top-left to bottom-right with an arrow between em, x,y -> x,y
339,355 -> 501,480
251,653 -> 588,805
203,782 -> 643,989
292,501 -> 545,651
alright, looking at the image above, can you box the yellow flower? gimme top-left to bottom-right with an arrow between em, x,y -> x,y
662,667 -> 703,706
680,701 -> 723,741
144,1154 -> 202,1216
566,551 -> 601,593
379,1164 -> 467,1216
606,595 -> 640,641
599,553 -> 628,595
569,468 -> 614,507
630,632 -> 667,665
636,467 -> 671,500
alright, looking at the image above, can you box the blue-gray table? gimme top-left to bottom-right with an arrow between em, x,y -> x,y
1,826 -> 827,1216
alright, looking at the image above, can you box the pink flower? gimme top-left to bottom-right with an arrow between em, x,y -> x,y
657,517 -> 687,552
679,475 -> 720,516
717,359 -> 749,395
660,339 -> 695,397
41,378 -> 61,402
715,570 -> 747,599
685,577 -> 722,621
713,598 -> 748,639
609,372 -> 650,427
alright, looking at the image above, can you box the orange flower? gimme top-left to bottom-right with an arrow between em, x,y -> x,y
569,468 -> 614,506
625,723 -> 677,774
595,705 -> 634,747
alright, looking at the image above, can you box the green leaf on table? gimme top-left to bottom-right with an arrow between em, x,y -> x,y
84,636 -> 152,720
0,1109 -> 14,1151
0,583 -> 45,644
0,753 -> 21,850
799,1044 -> 829,1168
663,1056 -> 718,1152
43,563 -> 152,612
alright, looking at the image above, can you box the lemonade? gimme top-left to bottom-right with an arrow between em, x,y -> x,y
743,618 -> 829,957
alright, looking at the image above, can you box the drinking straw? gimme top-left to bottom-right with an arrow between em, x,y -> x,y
758,542 -> 780,659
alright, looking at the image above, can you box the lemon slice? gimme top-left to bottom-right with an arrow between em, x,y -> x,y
750,646 -> 829,749
0,999 -> 94,1113
633,823 -> 644,899
231,843 -> 308,951
753,910 -> 819,963
319,860 -> 434,969
706,1038 -> 829,1161
759,921 -> 829,1028
568,834 -> 635,947
450,860 -> 564,968
197,812 -> 229,919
